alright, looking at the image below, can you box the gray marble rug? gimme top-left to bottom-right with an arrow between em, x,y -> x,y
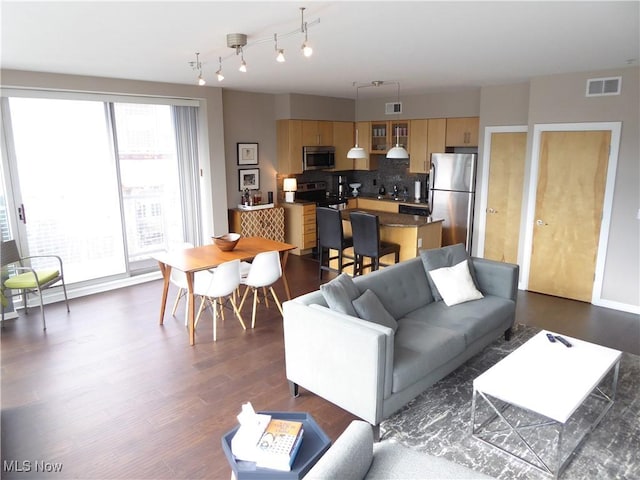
381,325 -> 640,479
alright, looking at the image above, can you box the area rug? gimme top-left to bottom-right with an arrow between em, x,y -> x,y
381,325 -> 640,479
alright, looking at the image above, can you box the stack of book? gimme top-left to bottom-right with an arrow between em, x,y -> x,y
231,405 -> 304,472
255,418 -> 304,471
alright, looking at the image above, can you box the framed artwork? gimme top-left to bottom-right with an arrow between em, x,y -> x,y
239,168 -> 260,191
237,142 -> 259,165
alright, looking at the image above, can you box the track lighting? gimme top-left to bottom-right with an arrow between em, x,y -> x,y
274,34 -> 285,63
300,7 -> 313,57
187,7 -> 320,82
238,48 -> 247,72
215,56 -> 224,82
189,52 -> 206,86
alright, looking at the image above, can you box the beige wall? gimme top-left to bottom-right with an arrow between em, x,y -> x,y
478,67 -> 639,310
222,89 -> 278,207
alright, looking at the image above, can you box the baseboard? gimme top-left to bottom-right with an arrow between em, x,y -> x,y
592,298 -> 640,315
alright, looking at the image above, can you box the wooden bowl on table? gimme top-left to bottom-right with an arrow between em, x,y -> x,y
213,233 -> 241,251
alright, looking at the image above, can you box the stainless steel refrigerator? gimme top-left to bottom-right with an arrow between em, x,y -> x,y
428,153 -> 478,252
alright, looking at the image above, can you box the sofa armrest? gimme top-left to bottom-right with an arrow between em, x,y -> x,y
305,421 -> 373,480
283,301 -> 394,425
471,257 -> 519,302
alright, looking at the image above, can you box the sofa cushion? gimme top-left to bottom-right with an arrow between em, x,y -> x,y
353,257 -> 433,318
419,244 -> 478,301
404,295 -> 515,346
428,260 -> 483,306
392,321 -> 466,393
320,273 -> 360,317
352,289 -> 398,332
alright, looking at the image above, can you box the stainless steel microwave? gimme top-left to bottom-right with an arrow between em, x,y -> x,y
303,146 -> 335,171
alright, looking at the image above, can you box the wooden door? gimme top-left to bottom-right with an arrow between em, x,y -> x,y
528,130 -> 610,302
484,132 -> 526,263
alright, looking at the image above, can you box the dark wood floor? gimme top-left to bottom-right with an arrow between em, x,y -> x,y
1,254 -> 638,479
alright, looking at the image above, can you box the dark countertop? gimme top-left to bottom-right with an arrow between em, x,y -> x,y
341,208 -> 443,228
355,193 -> 430,206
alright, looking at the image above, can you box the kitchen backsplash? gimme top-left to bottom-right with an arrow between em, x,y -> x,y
294,156 -> 429,200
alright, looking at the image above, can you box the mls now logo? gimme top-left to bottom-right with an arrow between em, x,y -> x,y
3,460 -> 63,473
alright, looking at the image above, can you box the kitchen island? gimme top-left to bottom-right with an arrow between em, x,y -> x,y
332,208 -> 443,273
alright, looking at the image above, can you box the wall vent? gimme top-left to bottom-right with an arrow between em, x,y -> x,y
385,102 -> 402,115
586,77 -> 621,97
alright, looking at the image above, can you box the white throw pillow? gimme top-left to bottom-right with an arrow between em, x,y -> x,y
428,260 -> 484,306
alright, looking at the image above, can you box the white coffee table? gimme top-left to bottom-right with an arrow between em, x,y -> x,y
471,330 -> 621,478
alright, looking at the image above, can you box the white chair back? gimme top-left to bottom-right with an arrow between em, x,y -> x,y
243,251 -> 282,288
169,242 -> 194,288
195,259 -> 241,298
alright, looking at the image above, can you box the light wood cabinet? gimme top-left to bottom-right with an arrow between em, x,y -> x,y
277,120 -> 303,175
352,122 -> 378,171
355,198 -> 399,213
301,120 -> 333,146
332,121 -> 355,171
370,120 -> 409,154
228,207 -> 285,242
446,117 -> 479,147
409,118 -> 446,173
282,203 -> 316,255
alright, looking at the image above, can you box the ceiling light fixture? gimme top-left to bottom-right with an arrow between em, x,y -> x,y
215,56 -> 224,82
274,34 -> 285,63
238,48 -> 247,72
188,52 -> 206,86
386,81 -> 409,159
347,82 -> 367,159
300,7 -> 313,57
188,8 -> 319,82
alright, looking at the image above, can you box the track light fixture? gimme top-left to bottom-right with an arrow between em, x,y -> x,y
215,56 -> 224,82
238,48 -> 247,72
188,52 -> 206,86
386,81 -> 409,159
300,7 -> 313,57
187,7 -> 319,83
347,82 -> 367,159
274,34 -> 285,63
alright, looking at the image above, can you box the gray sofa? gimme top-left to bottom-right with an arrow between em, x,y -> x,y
283,245 -> 519,429
305,420 -> 494,479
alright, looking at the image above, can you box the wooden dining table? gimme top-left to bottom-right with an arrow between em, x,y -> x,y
153,236 -> 296,345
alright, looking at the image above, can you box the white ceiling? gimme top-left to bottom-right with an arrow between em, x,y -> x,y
2,1 -> 638,99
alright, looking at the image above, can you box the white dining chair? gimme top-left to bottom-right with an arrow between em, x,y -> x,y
168,242 -> 194,326
238,251 -> 283,329
193,259 -> 246,342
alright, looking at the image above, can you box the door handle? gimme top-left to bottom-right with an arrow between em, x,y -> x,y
536,219 -> 548,226
487,208 -> 498,214
18,204 -> 27,224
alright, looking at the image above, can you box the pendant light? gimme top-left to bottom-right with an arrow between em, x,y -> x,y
347,83 -> 367,159
386,82 -> 409,159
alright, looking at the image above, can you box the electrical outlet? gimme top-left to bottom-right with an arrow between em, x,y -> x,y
417,238 -> 423,248
637,208 -> 640,220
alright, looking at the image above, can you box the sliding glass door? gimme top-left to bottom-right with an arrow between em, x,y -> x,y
7,97 -> 126,283
2,95 -> 200,287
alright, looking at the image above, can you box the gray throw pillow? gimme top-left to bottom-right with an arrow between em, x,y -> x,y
352,289 -> 398,332
320,273 -> 360,317
419,243 -> 479,301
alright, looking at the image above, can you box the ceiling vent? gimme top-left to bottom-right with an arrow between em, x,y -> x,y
586,77 -> 621,97
385,102 -> 402,115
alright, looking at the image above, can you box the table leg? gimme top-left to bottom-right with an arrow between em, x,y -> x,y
157,262 -> 171,325
186,272 -> 196,346
280,251 -> 292,300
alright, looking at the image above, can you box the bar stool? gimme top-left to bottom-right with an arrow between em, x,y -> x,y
349,211 -> 400,276
317,207 -> 355,280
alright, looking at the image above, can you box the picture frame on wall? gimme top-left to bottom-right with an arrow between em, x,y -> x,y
237,142 -> 259,165
238,168 -> 260,191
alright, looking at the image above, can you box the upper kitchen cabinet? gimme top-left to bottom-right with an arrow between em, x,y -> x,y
277,119 -> 303,175
353,122 -> 378,171
332,121 -> 355,171
445,117 -> 479,147
370,120 -> 409,154
301,120 -> 333,146
409,118 -> 446,173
